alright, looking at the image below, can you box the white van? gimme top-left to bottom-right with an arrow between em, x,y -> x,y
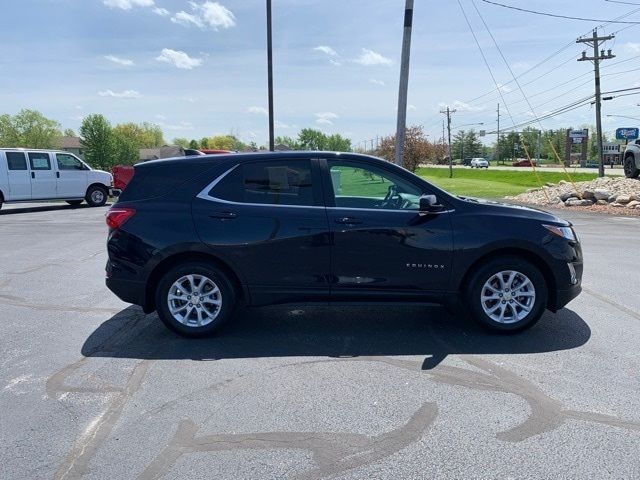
0,148 -> 114,210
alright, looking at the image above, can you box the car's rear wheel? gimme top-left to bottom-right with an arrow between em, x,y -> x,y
85,185 -> 108,207
466,256 -> 547,332
624,154 -> 639,178
155,262 -> 236,337
66,200 -> 83,206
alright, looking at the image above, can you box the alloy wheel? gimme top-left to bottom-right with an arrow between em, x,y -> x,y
480,270 -> 536,324
167,274 -> 222,327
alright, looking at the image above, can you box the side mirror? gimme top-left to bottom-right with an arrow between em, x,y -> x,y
635,139 -> 640,145
419,194 -> 443,213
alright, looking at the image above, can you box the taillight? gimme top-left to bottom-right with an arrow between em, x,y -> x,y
106,207 -> 135,229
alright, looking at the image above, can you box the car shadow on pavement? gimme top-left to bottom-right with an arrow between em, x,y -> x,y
82,305 -> 591,369
0,203 -> 110,215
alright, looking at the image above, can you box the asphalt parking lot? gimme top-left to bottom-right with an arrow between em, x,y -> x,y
1,202 -> 639,479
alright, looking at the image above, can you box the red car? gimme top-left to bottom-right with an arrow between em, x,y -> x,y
512,159 -> 537,167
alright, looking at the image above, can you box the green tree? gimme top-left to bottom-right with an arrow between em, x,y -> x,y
0,109 -> 62,148
113,122 -> 164,148
297,128 -> 327,150
324,133 -> 352,152
173,137 -> 190,148
112,131 -> 139,165
64,128 -> 76,137
274,135 -> 301,150
80,114 -> 115,169
188,139 -> 200,149
200,137 -> 210,149
207,135 -> 236,150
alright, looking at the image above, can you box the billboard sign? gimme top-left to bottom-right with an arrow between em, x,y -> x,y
615,127 -> 639,140
569,129 -> 588,139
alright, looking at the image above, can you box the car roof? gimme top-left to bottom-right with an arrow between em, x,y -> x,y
0,148 -> 70,153
137,151 -> 382,169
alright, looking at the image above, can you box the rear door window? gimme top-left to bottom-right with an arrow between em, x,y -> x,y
209,159 -> 317,206
28,152 -> 51,170
6,152 -> 27,170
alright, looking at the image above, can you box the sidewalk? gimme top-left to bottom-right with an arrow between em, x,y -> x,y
422,164 -> 626,176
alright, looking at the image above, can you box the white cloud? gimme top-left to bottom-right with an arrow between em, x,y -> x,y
315,111 -> 339,125
172,1 -> 236,30
354,48 -> 392,66
160,121 -> 194,131
172,11 -> 204,27
104,54 -> 134,66
439,100 -> 485,112
275,120 -> 291,129
313,45 -> 338,56
155,114 -> 167,120
98,89 -> 141,99
156,49 -> 203,69
512,61 -> 530,71
408,104 -> 417,111
152,7 -> 170,16
248,106 -> 268,115
103,0 -> 154,10
497,83 -> 512,93
369,78 -> 385,86
624,42 -> 640,53
329,59 -> 342,66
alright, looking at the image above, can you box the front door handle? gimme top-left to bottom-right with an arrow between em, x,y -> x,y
31,172 -> 35,179
209,211 -> 237,219
335,217 -> 362,225
56,171 -> 60,178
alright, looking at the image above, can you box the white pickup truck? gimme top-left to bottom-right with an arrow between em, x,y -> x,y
0,148 -> 113,210
623,140 -> 640,178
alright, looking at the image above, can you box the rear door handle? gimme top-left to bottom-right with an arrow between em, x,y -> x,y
31,172 -> 35,179
209,211 -> 237,219
335,217 -> 362,225
56,171 -> 60,178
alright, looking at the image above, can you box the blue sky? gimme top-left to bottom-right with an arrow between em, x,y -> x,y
0,0 -> 639,147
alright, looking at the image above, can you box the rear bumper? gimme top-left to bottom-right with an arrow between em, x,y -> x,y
106,276 -> 145,307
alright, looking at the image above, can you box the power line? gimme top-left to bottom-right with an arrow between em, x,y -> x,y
480,0 -> 640,23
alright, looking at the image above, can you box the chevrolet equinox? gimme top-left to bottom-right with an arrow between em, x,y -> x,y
106,152 -> 582,337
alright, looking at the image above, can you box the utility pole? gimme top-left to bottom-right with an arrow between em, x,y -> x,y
266,0 -> 275,151
440,107 -> 456,178
577,29 -> 615,177
496,103 -> 500,165
535,130 -> 541,164
394,0 -> 414,168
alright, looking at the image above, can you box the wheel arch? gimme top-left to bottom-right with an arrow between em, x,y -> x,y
458,247 -> 557,310
143,251 -> 245,313
86,182 -> 108,196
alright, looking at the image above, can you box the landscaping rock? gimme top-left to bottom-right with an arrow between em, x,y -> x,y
565,198 -> 593,206
560,192 -> 576,201
582,190 -> 595,199
627,200 -> 640,209
611,202 -> 624,207
593,189 -> 611,200
616,195 -> 631,204
596,200 -> 608,206
608,195 -> 617,203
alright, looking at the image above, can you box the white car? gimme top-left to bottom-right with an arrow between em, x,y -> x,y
0,148 -> 114,210
470,157 -> 489,168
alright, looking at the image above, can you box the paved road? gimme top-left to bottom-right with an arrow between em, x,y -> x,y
424,164 -> 626,176
1,202 -> 639,479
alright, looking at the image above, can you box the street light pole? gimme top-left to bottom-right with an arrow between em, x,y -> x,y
266,0 -> 275,152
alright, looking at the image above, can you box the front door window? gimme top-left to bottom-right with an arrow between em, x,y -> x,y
328,160 -> 423,210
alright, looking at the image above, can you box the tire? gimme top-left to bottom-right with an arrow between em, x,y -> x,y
624,154 -> 639,179
85,185 -> 108,207
66,200 -> 83,206
155,262 -> 237,338
465,256 -> 548,333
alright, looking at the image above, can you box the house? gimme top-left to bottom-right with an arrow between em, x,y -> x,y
139,146 -> 185,161
603,143 -> 623,165
60,136 -> 84,158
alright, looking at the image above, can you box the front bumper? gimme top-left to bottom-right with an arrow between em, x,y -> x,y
109,188 -> 122,197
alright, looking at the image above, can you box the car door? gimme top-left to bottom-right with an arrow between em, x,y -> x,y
192,158 -> 331,304
28,152 -> 57,199
55,153 -> 88,198
4,151 -> 32,200
322,158 -> 453,298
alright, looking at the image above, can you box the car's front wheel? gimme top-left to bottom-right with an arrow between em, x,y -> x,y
466,256 -> 547,332
155,262 -> 236,337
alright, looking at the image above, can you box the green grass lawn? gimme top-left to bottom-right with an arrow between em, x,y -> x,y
416,167 -> 599,198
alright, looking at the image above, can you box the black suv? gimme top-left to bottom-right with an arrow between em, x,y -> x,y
106,152 -> 582,337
